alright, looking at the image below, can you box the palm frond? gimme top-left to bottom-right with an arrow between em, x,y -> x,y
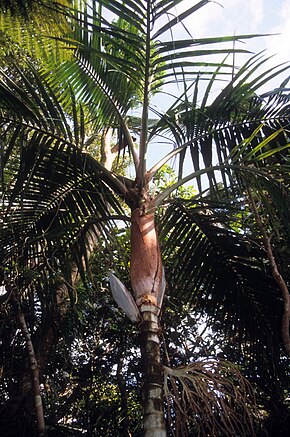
37,0 -> 264,187
149,59 -> 290,200
159,196 -> 288,390
0,1 -> 72,64
0,61 -> 129,296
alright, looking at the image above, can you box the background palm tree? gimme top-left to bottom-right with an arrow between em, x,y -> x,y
1,1 -> 290,435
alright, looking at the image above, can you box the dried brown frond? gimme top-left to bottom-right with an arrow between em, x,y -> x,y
164,359 -> 258,437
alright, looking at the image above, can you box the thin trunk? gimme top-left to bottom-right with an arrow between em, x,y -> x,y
101,127 -> 114,170
16,305 -> 46,437
136,0 -> 152,186
139,303 -> 166,436
248,189 -> 290,355
4,277 -> 46,436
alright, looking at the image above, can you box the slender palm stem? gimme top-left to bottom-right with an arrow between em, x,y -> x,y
248,188 -> 290,355
4,277 -> 46,436
137,1 -> 152,188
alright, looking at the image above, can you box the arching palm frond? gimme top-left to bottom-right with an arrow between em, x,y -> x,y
159,195 -> 289,394
0,61 -> 127,297
150,53 -> 290,194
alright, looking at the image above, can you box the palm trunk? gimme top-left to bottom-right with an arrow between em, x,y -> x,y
5,277 -> 46,437
139,303 -> 166,436
130,207 -> 166,435
16,305 -> 46,437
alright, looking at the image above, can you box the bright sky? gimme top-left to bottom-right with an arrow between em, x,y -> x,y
181,0 -> 290,78
146,0 -> 290,175
148,0 -> 290,119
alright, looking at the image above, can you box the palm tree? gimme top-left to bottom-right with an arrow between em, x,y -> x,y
1,0 -> 290,435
